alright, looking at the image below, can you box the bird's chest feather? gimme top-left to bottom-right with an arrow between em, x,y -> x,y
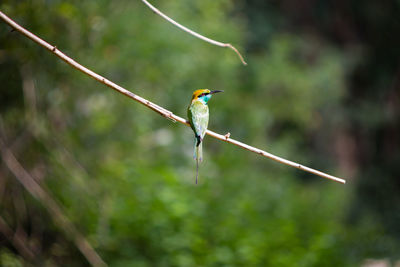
188,100 -> 209,136
189,100 -> 209,117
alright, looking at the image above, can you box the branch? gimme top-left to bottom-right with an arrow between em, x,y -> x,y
0,11 -> 345,184
141,0 -> 247,65
0,138 -> 107,267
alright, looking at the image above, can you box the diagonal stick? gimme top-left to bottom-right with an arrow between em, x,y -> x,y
0,11 -> 345,184
0,140 -> 107,266
141,0 -> 247,65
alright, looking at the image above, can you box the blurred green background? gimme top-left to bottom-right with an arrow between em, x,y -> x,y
1,0 -> 399,266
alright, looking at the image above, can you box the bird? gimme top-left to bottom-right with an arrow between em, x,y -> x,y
187,89 -> 223,184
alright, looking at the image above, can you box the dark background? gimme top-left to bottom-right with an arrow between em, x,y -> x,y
0,0 -> 399,266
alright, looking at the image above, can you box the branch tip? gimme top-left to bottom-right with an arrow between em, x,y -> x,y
226,44 -> 247,65
141,0 -> 247,65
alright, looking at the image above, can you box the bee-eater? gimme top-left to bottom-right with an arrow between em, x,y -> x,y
187,89 -> 223,184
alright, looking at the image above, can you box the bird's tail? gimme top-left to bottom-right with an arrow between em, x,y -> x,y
193,136 -> 203,162
196,153 -> 199,185
194,136 -> 203,184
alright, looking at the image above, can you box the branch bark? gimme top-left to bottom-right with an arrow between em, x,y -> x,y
0,11 -> 345,184
141,0 -> 247,65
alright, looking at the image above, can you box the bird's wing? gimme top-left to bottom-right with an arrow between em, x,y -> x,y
189,101 -> 209,139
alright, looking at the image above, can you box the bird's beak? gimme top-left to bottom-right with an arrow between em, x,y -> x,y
210,90 -> 224,94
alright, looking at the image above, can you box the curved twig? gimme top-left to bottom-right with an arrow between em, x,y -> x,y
141,0 -> 247,65
0,11 -> 345,184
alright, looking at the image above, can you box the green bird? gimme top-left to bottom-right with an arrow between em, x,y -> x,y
187,89 -> 223,184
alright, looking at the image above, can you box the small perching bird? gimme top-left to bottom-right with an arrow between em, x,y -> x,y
187,89 -> 223,184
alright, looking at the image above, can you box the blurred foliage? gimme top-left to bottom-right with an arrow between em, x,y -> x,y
0,0 -> 399,266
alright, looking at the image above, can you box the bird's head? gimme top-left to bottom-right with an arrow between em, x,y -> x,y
191,89 -> 223,104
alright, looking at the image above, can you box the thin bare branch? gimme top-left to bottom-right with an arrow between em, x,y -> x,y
141,0 -> 247,65
0,139 -> 107,266
0,11 -> 345,184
